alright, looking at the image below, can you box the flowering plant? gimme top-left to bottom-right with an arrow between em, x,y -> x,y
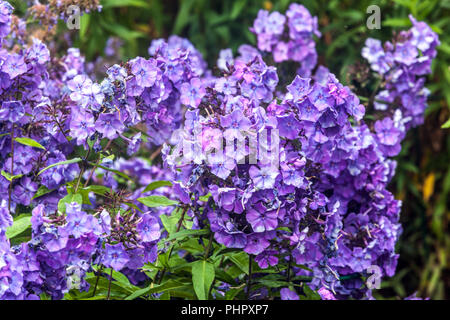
0,1 -> 439,300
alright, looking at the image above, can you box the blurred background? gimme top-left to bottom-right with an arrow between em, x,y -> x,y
11,0 -> 449,299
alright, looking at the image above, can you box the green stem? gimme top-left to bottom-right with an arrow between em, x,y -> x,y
8,125 -> 14,214
156,206 -> 188,285
106,268 -> 113,300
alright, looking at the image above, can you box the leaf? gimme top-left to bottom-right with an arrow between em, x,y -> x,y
32,185 -> 55,200
1,170 -> 23,182
166,229 -> 209,242
192,260 -> 215,300
143,180 -> 173,193
442,118 -> 450,129
256,279 -> 293,288
383,18 -> 411,27
137,195 -> 178,208
173,0 -> 195,34
124,280 -> 189,300
38,158 -> 82,176
79,13 -> 90,40
81,185 -> 112,196
301,285 -> 321,300
14,137 -> 45,150
230,0 -> 247,20
198,193 -> 211,202
58,193 -> 83,213
102,0 -> 151,9
227,252 -> 249,275
160,208 -> 183,234
93,163 -> 132,180
6,215 -> 31,239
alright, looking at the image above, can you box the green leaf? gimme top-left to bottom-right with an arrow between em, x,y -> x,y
80,185 -> 112,196
1,170 -> 23,182
124,280 -> 190,300
227,252 -> 249,275
38,158 -> 82,176
137,195 -> 178,208
173,0 -> 195,34
143,180 -> 173,193
166,229 -> 209,242
230,0 -> 247,20
32,185 -> 55,200
93,163 -> 132,180
441,118 -> 450,129
79,13 -> 90,40
14,137 -> 45,150
301,285 -> 321,300
6,215 -> 31,239
102,0 -> 151,9
160,208 -> 183,234
192,260 -> 215,300
198,192 -> 212,202
58,193 -> 83,213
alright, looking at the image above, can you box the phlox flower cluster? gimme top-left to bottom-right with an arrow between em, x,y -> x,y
251,3 -> 321,77
0,0 -> 439,300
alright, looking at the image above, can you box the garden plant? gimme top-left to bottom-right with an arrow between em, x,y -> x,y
0,0 -> 447,300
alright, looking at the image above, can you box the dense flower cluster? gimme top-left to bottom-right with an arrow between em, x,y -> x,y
251,3 -> 321,77
0,0 -> 439,300
362,15 -> 440,154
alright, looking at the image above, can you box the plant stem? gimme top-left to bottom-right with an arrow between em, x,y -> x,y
246,254 -> 253,299
204,232 -> 214,259
92,265 -> 103,297
8,125 -> 14,213
155,206 -> 188,285
84,139 -> 113,188
106,268 -> 113,300
287,252 -> 292,283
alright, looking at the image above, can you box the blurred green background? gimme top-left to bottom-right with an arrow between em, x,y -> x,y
12,0 -> 449,299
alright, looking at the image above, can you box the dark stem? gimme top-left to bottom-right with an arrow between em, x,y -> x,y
246,254 -> 253,300
92,265 -> 103,297
287,252 -> 292,283
204,232 -> 214,259
83,139 -> 113,188
52,110 -> 70,142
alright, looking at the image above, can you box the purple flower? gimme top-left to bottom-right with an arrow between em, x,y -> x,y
217,49 -> 234,71
130,57 -> 159,88
0,101 -> 25,123
95,113 -> 124,140
180,78 -> 205,108
103,243 -> 130,271
249,165 -> 279,190
287,75 -> 311,101
27,38 -> 50,64
70,110 -> 96,145
318,287 -> 336,300
244,233 -> 270,255
2,54 -> 27,79
246,207 -> 278,232
65,203 -> 92,238
277,115 -> 301,140
221,109 -> 252,141
137,214 -> 160,243
255,250 -> 278,269
362,38 -> 384,64
280,288 -> 299,300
